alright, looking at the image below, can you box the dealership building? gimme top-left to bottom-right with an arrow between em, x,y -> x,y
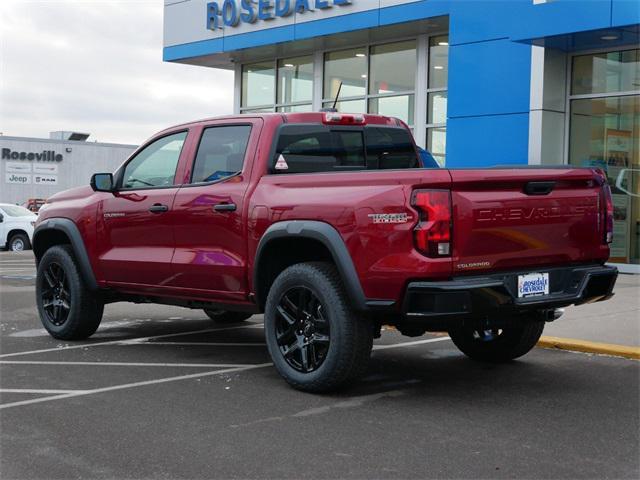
0,133 -> 136,206
167,1 -> 636,272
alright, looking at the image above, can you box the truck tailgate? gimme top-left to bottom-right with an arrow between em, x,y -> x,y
450,168 -> 609,274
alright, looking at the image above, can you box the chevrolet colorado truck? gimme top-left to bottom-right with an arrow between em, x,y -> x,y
33,112 -> 618,392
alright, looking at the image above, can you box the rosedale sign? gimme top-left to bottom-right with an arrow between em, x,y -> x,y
2,148 -> 63,162
207,0 -> 353,29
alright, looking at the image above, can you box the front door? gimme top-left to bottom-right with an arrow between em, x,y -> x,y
96,130 -> 189,287
170,121 -> 260,302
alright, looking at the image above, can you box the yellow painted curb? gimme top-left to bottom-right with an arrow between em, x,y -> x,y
537,336 -> 640,360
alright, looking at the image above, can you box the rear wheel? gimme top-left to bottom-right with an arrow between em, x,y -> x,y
203,309 -> 252,323
264,262 -> 373,393
36,245 -> 104,340
448,318 -> 545,363
8,233 -> 30,252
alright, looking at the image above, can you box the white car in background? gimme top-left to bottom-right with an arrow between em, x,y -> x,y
0,204 -> 37,252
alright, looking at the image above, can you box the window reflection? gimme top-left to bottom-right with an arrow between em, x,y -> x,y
324,48 -> 367,100
242,62 -> 275,108
277,56 -> 313,104
369,41 -> 416,95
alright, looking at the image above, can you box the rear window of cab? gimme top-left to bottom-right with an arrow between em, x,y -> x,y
271,124 -> 420,174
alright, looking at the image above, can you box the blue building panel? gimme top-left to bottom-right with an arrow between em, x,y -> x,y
509,0 -> 613,43
448,38 -> 531,118
446,113 -> 530,168
294,9 -> 380,40
163,37 -> 224,62
612,0 -> 640,27
378,0 -> 450,27
449,0 -> 530,46
224,25 -> 295,51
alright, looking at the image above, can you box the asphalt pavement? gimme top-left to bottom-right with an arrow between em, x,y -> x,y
0,251 -> 638,479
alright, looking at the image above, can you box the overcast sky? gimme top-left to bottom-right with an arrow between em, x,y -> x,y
0,0 -> 234,145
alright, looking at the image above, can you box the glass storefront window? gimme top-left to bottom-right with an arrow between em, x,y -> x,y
369,41 -> 416,95
428,91 -> 447,125
242,62 -> 275,108
277,104 -> 313,113
368,95 -> 415,126
241,107 -> 275,113
240,35 -> 449,162
323,99 -> 367,113
572,49 -> 640,96
427,127 -> 447,167
429,35 -> 449,89
324,48 -> 367,100
569,94 -> 639,263
277,56 -> 313,105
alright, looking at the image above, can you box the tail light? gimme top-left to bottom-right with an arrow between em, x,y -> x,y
412,189 -> 452,257
602,183 -> 614,244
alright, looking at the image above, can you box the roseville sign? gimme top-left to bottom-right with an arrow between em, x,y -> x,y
1,148 -> 63,162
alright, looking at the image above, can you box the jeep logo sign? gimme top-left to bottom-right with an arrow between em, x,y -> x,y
6,173 -> 32,184
1,148 -> 63,162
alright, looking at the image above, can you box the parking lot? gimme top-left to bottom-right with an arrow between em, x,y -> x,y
1,251 -> 638,479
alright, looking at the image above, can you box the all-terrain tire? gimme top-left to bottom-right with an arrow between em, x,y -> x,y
448,319 -> 545,363
264,262 -> 373,393
203,309 -> 253,323
8,233 -> 31,252
36,245 -> 104,340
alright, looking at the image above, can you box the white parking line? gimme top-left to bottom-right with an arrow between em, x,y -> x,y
0,388 -> 90,394
0,361 -> 255,368
133,342 -> 266,347
373,337 -> 451,350
0,323 -> 264,358
0,363 -> 273,410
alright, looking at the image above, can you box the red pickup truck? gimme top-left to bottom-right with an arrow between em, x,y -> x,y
33,112 -> 617,392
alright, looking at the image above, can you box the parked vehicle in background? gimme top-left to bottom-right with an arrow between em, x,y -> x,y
32,112 -> 618,392
0,204 -> 37,251
23,198 -> 47,213
417,147 -> 440,168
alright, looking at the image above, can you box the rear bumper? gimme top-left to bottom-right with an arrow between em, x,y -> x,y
402,264 -> 617,325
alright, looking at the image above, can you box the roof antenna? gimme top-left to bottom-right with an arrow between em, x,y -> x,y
320,81 -> 342,113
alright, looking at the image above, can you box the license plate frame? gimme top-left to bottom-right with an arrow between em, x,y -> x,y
517,272 -> 550,298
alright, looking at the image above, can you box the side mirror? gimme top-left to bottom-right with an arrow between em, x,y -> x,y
0,213 -> 4,223
90,173 -> 114,192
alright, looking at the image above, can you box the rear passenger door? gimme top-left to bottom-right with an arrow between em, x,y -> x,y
169,119 -> 262,301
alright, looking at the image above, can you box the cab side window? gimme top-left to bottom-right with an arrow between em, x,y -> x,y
190,125 -> 252,183
121,131 -> 187,189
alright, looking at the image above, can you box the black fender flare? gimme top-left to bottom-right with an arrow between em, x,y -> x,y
33,218 -> 99,291
253,220 -> 368,311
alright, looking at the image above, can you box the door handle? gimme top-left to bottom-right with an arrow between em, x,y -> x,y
149,203 -> 169,213
213,203 -> 237,212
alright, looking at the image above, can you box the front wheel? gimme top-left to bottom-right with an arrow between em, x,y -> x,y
8,233 -> 30,252
448,319 -> 545,363
36,245 -> 104,340
264,262 -> 373,393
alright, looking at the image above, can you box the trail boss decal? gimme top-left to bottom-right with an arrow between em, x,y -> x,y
368,213 -> 408,224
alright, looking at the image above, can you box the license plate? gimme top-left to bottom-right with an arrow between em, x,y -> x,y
518,272 -> 549,298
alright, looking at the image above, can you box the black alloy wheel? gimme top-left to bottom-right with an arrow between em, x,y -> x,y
264,262 -> 373,392
40,261 -> 71,327
275,286 -> 330,373
36,245 -> 104,340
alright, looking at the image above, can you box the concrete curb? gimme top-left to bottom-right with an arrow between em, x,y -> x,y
538,336 -> 640,360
